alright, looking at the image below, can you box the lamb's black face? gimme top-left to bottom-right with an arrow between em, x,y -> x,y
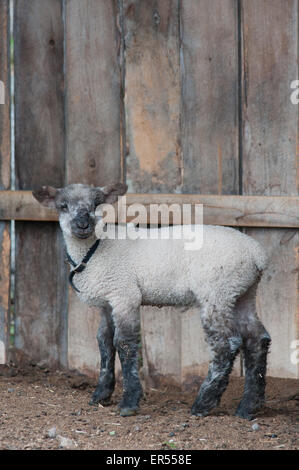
32,182 -> 128,240
56,185 -> 104,240
70,209 -> 95,239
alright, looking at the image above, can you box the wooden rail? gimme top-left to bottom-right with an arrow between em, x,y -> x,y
0,191 -> 298,227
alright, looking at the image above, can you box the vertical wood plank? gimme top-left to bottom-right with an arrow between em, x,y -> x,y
141,307 -> 182,387
246,229 -> 299,378
124,0 -> 183,385
297,80 -> 299,379
14,0 -> 67,367
181,309 -> 211,388
242,0 -> 299,378
65,0 -> 122,375
0,0 -> 10,190
0,0 -> 11,364
124,0 -> 182,193
181,0 -> 239,195
65,0 -> 122,185
180,0 -> 240,380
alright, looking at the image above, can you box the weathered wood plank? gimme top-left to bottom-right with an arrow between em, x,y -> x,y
67,291 -> 122,379
65,0 -> 122,185
0,191 -> 299,227
64,0 -> 122,377
141,307 -> 182,387
0,1 -> 10,191
181,0 -> 239,195
242,0 -> 299,378
246,228 -> 299,378
297,100 -> 299,379
0,0 -> 11,364
14,224 -> 67,367
0,191 -> 58,221
124,0 -> 182,193
0,224 -> 10,364
296,243 -> 299,378
242,1 -> 298,197
123,194 -> 299,227
14,0 -> 67,368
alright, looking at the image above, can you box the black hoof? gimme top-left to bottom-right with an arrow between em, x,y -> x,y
235,396 -> 264,420
89,397 -> 112,407
119,406 -> 139,417
89,388 -> 114,406
235,403 -> 262,420
191,404 -> 209,417
235,409 -> 254,420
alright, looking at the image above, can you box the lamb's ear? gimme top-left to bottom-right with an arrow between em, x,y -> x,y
101,183 -> 128,204
32,186 -> 59,208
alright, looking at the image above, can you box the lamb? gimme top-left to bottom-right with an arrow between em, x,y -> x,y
33,183 -> 271,419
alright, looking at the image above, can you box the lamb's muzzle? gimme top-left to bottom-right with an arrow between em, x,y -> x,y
33,183 -> 271,420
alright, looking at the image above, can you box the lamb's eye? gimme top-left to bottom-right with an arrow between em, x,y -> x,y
59,202 -> 68,211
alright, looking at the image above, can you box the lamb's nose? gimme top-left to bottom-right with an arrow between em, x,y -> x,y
76,212 -> 89,229
77,219 -> 89,229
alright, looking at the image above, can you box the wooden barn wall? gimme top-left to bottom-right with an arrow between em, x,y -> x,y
241,0 -> 299,378
0,0 -> 297,381
0,0 -> 11,365
14,0 -> 68,367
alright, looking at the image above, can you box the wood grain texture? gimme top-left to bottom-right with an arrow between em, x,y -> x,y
14,224 -> 67,367
0,191 -> 299,227
0,224 -> 10,364
65,0 -> 123,376
242,0 -> 299,378
181,0 -> 239,194
242,0 -> 298,197
14,0 -> 67,367
65,0 -> 122,185
124,0 -> 182,193
0,191 -> 57,221
0,0 -> 10,364
246,228 -> 299,378
122,194 -> 299,227
141,307 -> 182,387
296,244 -> 299,378
14,0 -> 65,191
0,0 -> 10,190
67,292 -> 122,379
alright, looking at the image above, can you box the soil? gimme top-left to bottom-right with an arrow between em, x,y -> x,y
0,363 -> 298,450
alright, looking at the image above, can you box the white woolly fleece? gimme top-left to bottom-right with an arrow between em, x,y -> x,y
64,224 -> 267,317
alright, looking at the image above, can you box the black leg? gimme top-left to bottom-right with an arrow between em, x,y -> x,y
112,306 -> 143,417
191,335 -> 242,416
114,336 -> 143,416
235,330 -> 271,419
89,309 -> 116,406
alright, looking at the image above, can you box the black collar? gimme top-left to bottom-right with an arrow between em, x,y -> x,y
66,239 -> 100,292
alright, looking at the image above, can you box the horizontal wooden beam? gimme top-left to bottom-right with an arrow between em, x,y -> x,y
0,191 -> 298,227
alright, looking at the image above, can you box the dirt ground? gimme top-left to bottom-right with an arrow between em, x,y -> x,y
0,363 -> 298,450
